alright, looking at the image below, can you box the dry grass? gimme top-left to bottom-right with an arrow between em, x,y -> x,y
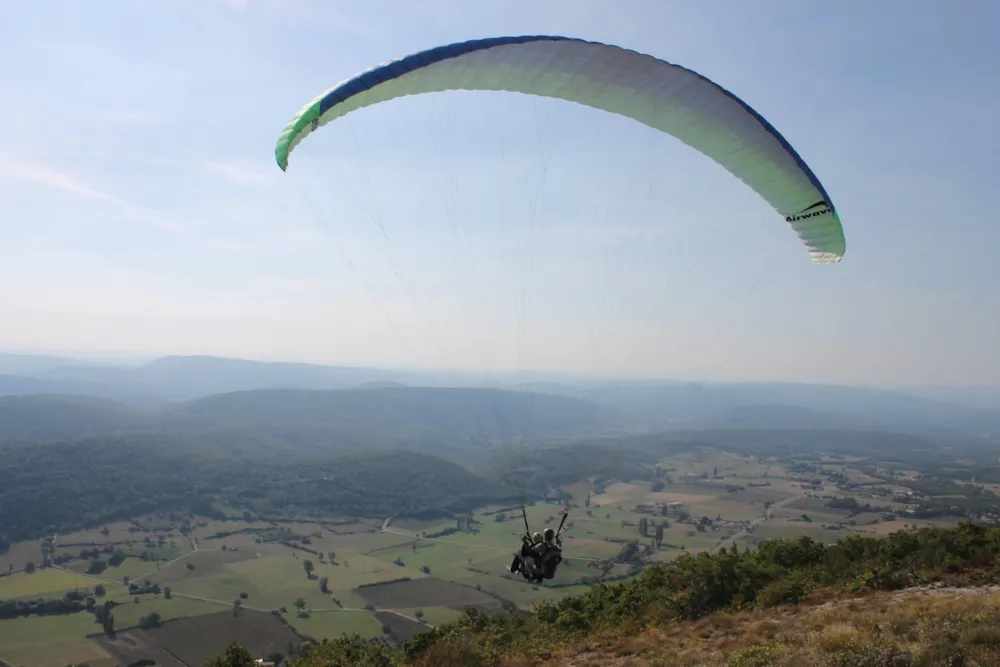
526,587 -> 1000,667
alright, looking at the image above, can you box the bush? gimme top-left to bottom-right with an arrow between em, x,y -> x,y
756,572 -> 812,607
726,643 -> 785,667
824,640 -> 912,667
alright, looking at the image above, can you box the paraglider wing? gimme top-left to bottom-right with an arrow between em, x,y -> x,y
275,36 -> 845,263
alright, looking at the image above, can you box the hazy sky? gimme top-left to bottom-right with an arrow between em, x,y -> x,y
1,1 -> 998,386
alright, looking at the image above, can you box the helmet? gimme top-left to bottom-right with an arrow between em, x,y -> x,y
532,532 -> 543,543
543,528 -> 555,541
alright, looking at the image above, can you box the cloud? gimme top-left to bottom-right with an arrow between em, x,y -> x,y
13,161 -> 132,208
1,157 -> 192,235
203,159 -> 279,186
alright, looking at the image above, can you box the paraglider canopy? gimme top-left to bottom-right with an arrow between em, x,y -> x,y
275,35 -> 845,263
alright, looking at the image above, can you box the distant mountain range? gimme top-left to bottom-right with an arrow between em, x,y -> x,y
0,353 -> 997,447
0,385 -> 621,456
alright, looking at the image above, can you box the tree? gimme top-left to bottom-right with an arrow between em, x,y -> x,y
232,598 -> 242,617
139,612 -> 162,629
303,559 -> 315,577
94,583 -> 106,597
638,517 -> 648,537
319,576 -> 329,593
654,523 -> 664,548
293,597 -> 307,612
204,642 -> 256,667
163,586 -> 171,599
24,561 -> 35,574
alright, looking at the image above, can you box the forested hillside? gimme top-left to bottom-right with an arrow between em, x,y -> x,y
0,435 -> 515,542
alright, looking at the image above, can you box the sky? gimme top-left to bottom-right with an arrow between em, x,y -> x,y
1,0 -> 998,387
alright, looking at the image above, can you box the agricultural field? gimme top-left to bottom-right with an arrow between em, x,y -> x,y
0,567 -> 92,599
0,612 -> 115,667
353,577 -> 499,611
374,610 -> 428,643
0,448 -> 983,665
111,594 -> 225,628
144,610 -> 300,666
286,609 -> 384,643
95,629 -> 186,667
0,540 -> 43,576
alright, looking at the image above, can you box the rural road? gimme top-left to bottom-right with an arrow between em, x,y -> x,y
710,494 -> 803,554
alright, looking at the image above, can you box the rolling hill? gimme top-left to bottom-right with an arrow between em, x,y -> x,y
161,385 -> 618,444
530,379 -> 1000,435
0,384 -> 622,454
0,394 -> 152,442
1,352 -> 997,438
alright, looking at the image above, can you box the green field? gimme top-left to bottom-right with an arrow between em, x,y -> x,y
0,540 -> 44,574
147,548 -> 257,584
0,567 -> 95,598
0,612 -> 114,667
398,605 -> 463,628
113,593 -> 227,628
747,520 -> 854,545
65,555 -> 167,581
288,608 -> 384,640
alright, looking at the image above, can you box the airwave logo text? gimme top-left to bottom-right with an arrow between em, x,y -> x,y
786,207 -> 831,223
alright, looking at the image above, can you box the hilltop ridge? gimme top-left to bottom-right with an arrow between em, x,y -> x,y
209,521 -> 1000,666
